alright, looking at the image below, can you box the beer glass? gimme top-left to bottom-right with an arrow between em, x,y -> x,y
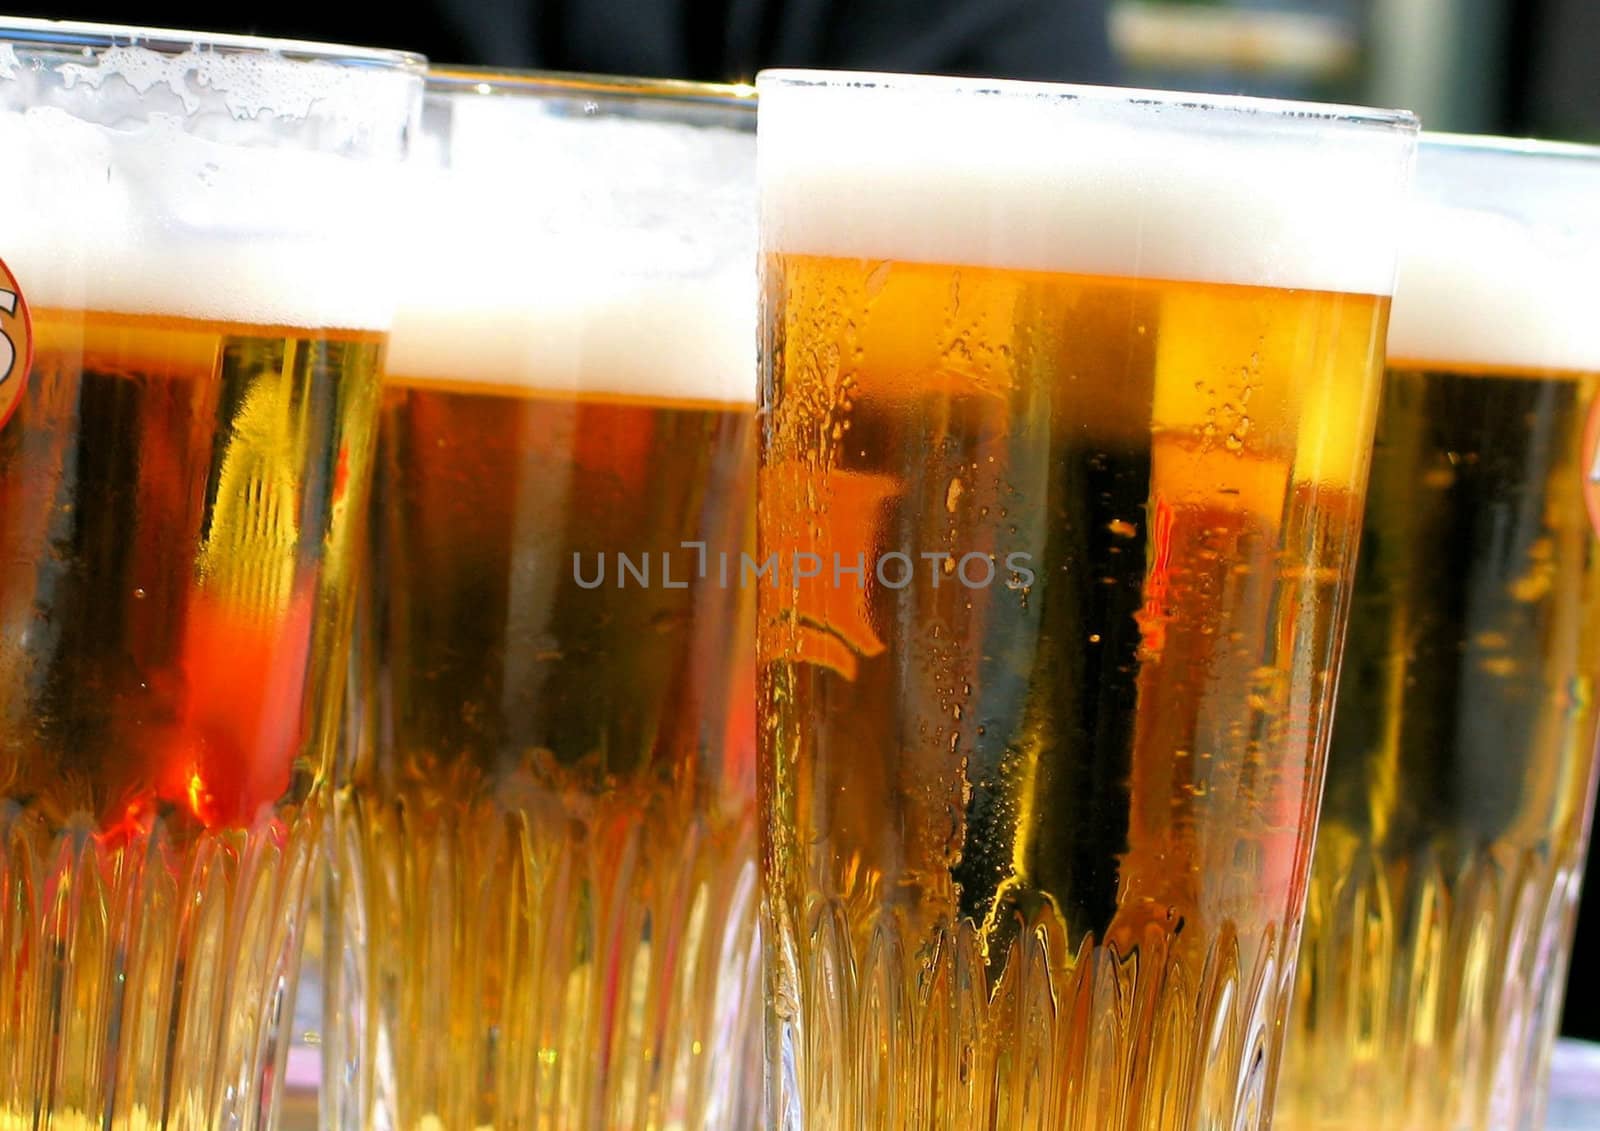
757,71 -> 1417,1130
1280,136 -> 1600,1131
0,18 -> 422,1131
326,71 -> 759,1131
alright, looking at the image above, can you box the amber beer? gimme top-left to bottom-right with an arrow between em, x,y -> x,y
1279,138 -> 1600,1131
0,20 -> 419,1131
328,73 -> 759,1131
757,72 -> 1417,1130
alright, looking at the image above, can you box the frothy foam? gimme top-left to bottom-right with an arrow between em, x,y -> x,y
388,101 -> 755,405
0,43 -> 417,331
53,43 -> 404,122
387,247 -> 754,405
1386,140 -> 1600,373
758,72 -> 1416,297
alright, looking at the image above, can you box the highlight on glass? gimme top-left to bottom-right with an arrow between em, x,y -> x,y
757,69 -> 1417,1130
324,69 -> 761,1131
0,17 -> 422,1131
1280,133 -> 1600,1131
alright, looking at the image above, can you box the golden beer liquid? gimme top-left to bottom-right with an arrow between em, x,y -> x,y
0,309 -> 382,1131
762,254 -> 1389,1130
337,372 -> 758,1130
1278,360 -> 1600,1131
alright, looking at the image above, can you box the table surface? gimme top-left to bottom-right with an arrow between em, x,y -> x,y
278,1039 -> 1600,1129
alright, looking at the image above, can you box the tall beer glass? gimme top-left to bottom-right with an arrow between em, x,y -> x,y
758,70 -> 1417,1130
327,71 -> 759,1131
0,18 -> 421,1131
1279,136 -> 1600,1131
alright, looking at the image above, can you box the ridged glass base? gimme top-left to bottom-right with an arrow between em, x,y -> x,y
327,792 -> 760,1131
769,903 -> 1293,1131
0,804 -> 314,1131
1280,837 -> 1588,1131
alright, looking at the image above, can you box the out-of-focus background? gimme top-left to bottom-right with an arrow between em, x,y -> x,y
15,0 -> 1600,139
18,0 -> 1599,1070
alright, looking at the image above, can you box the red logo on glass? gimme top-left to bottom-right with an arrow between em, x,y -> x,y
0,255 -> 33,429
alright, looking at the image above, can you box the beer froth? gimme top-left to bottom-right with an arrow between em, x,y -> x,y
0,40 -> 415,331
1386,138 -> 1600,373
387,264 -> 754,405
389,109 -> 755,404
758,70 -> 1414,297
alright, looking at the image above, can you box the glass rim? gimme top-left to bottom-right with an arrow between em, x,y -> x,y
756,68 -> 1418,134
1421,130 -> 1600,164
427,66 -> 757,112
0,16 -> 426,73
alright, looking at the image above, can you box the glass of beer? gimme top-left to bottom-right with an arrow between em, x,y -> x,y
1279,136 -> 1600,1131
0,18 -> 422,1131
757,71 -> 1418,1130
325,71 -> 760,1131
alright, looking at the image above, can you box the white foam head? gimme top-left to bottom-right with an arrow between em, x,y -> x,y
1386,135 -> 1600,373
758,70 -> 1418,296
0,25 -> 421,331
386,78 -> 757,406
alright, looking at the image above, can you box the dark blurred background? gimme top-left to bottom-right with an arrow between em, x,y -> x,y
17,0 -> 1599,1042
14,0 -> 1599,137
